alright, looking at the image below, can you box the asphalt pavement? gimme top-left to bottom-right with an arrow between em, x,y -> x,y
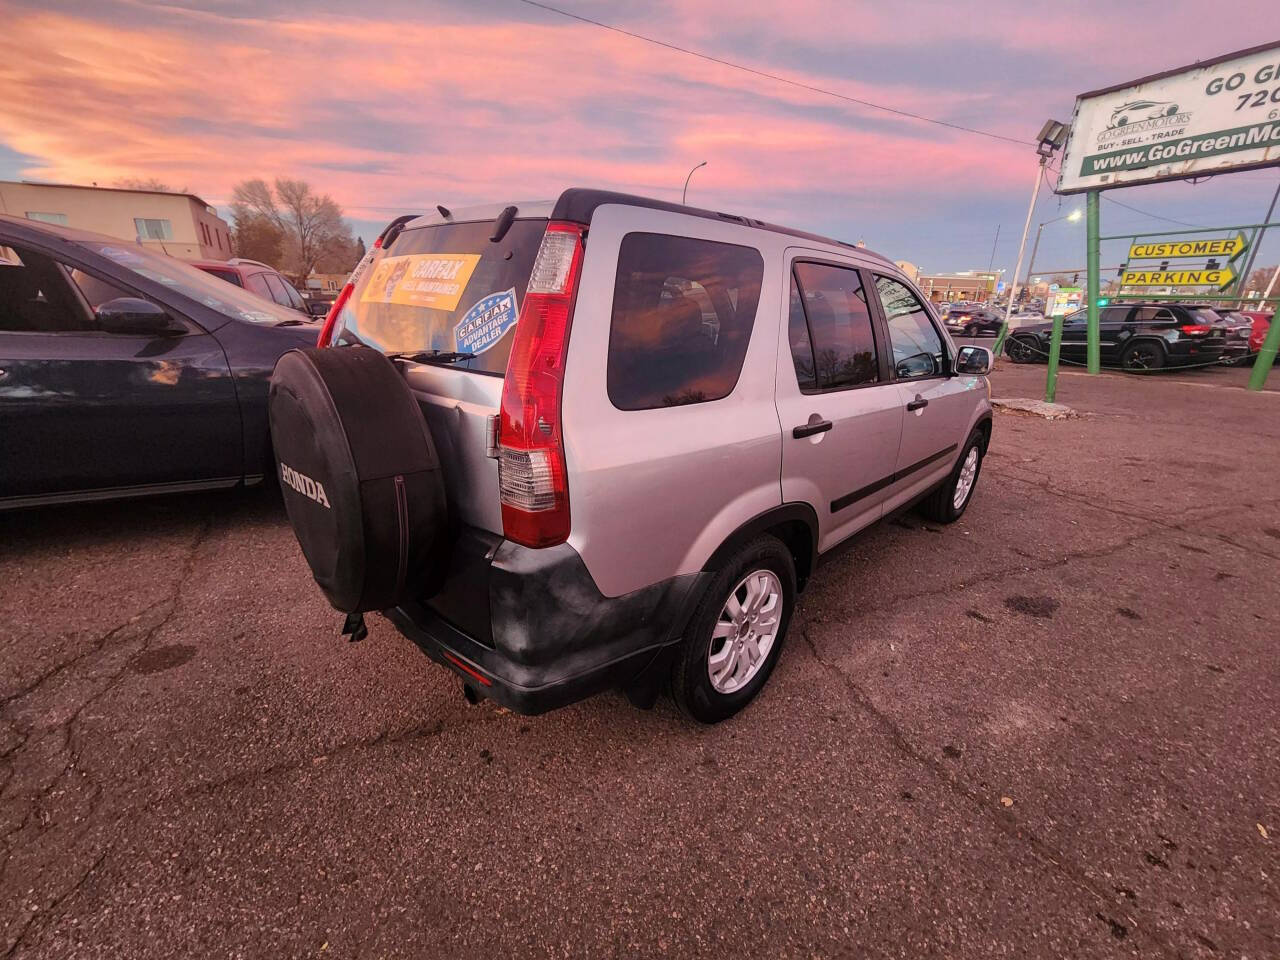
1,359 -> 1277,958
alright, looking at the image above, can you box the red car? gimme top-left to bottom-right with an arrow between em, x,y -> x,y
193,257 -> 322,317
1241,311 -> 1274,356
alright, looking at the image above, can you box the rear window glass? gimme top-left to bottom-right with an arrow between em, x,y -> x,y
337,219 -> 546,376
200,267 -> 242,286
606,233 -> 763,410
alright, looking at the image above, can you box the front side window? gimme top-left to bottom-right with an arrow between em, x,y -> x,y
788,262 -> 878,391
0,245 -> 95,333
243,271 -> 272,300
263,273 -> 293,308
607,233 -> 763,410
876,276 -> 943,379
283,280 -> 306,311
133,218 -> 173,241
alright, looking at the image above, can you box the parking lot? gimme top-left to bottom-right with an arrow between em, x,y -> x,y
2,361 -> 1277,959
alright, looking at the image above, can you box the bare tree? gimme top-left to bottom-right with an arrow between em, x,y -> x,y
1247,266 -> 1277,295
232,216 -> 285,267
231,178 -> 356,278
113,177 -> 187,193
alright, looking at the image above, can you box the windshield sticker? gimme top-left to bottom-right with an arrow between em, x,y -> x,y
361,253 -> 481,312
454,288 -> 519,355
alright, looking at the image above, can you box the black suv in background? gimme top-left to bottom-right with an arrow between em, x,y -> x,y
1004,303 -> 1227,370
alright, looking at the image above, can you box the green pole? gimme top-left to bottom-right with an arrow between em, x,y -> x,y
1247,310 -> 1279,391
1086,190 -> 1101,373
1044,310 -> 1066,403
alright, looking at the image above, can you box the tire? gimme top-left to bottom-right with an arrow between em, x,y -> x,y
963,324 -> 976,337
1121,340 -> 1165,371
1006,335 -> 1039,364
670,536 -> 796,724
920,429 -> 985,524
268,346 -> 449,613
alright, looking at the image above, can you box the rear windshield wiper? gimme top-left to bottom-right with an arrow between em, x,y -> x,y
389,350 -> 476,365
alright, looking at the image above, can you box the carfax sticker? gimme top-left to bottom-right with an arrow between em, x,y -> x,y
453,288 -> 519,355
361,253 -> 481,312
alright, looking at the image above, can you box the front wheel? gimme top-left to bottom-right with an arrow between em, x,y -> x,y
920,430 -> 985,524
670,536 -> 796,724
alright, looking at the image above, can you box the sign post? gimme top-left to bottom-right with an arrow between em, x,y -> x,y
1086,191 -> 1101,373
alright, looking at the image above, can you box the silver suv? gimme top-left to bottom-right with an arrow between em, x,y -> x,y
269,189 -> 993,723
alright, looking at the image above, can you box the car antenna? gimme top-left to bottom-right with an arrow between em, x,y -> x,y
436,204 -> 452,220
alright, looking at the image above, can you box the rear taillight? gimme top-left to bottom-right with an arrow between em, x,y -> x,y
317,232 -> 387,348
1179,324 -> 1211,336
316,283 -> 352,347
497,221 -> 585,548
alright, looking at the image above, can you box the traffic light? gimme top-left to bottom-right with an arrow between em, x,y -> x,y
1097,298 -> 1110,307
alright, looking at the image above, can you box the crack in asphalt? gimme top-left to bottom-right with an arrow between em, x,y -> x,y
809,490 -> 1254,629
0,515 -> 215,958
165,706 -> 505,808
793,619 -> 1185,960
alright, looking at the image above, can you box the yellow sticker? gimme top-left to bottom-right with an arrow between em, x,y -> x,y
361,253 -> 481,312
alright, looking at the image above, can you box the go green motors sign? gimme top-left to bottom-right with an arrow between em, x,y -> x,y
1058,42 -> 1280,194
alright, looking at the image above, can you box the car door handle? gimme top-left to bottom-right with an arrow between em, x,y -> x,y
906,395 -> 928,411
792,418 -> 833,438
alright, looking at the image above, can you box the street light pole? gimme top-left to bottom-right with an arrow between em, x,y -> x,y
993,158 -> 1044,356
1024,209 -> 1081,287
682,161 -> 707,205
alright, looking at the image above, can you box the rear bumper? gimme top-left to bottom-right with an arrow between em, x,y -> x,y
384,530 -> 709,714
1166,339 -> 1225,365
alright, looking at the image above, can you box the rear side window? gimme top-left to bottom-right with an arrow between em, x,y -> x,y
339,219 -> 546,376
607,233 -> 763,410
788,262 -> 878,391
202,267 -> 242,287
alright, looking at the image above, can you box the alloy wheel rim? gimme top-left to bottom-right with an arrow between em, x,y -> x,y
708,569 -> 782,694
953,447 -> 979,509
1127,347 -> 1155,369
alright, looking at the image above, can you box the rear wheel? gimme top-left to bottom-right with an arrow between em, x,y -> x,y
670,536 -> 796,724
963,324 -> 976,337
1122,340 -> 1165,371
1006,336 -> 1039,364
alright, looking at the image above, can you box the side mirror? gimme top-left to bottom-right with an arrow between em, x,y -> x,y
95,297 -> 181,336
955,344 -> 992,375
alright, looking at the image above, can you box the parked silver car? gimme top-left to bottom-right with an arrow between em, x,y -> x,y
269,189 -> 993,723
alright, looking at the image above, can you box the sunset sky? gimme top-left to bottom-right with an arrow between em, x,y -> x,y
1,0 -> 1277,274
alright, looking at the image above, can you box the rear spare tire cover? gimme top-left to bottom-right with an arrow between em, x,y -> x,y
268,346 -> 448,613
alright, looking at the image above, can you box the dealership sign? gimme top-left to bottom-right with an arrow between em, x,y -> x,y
1121,266 -> 1236,289
1058,42 -> 1280,193
1127,232 -> 1248,261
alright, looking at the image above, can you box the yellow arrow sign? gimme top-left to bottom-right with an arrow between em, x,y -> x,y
1128,233 -> 1247,260
1122,266 -> 1236,289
